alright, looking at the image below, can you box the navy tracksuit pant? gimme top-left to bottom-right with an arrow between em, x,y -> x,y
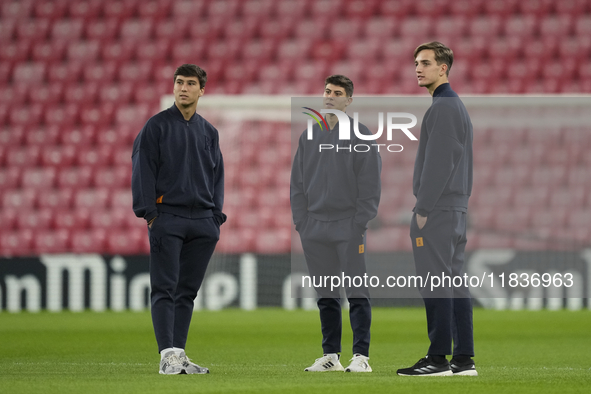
148,212 -> 219,352
410,209 -> 474,357
299,216 -> 372,357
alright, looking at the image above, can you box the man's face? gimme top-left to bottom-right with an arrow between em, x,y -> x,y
174,75 -> 204,107
323,83 -> 352,112
415,49 -> 446,88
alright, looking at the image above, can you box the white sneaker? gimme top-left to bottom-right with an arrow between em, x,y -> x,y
159,351 -> 185,375
178,351 -> 209,374
304,354 -> 345,372
345,354 -> 372,372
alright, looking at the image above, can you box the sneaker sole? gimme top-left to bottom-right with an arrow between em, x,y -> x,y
305,367 -> 345,372
397,370 -> 453,377
453,370 -> 478,376
345,368 -> 372,372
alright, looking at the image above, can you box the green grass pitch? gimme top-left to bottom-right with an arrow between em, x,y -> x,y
1,308 -> 590,394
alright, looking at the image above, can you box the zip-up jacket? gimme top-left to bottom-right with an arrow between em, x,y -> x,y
290,116 -> 381,230
413,83 -> 473,217
132,104 -> 226,225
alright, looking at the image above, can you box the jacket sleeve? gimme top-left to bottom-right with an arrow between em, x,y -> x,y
353,133 -> 382,229
212,136 -> 226,226
131,121 -> 159,223
414,106 -> 465,217
290,134 -> 308,228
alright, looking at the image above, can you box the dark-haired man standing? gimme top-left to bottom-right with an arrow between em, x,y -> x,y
397,42 -> 477,377
132,64 -> 226,375
291,75 -> 381,373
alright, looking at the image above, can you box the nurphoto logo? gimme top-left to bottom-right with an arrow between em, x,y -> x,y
302,108 -> 418,153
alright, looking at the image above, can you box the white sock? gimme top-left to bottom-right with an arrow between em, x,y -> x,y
172,347 -> 185,356
160,348 -> 174,360
325,353 -> 339,359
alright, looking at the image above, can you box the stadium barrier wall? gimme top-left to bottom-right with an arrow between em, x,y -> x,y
0,250 -> 589,312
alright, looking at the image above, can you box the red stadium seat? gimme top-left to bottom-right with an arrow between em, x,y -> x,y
80,103 -> 115,126
15,18 -> 50,40
154,18 -> 189,40
0,18 -> 16,40
51,18 -> 84,40
0,85 -> 28,105
21,167 -> 57,189
0,229 -> 34,257
503,15 -> 537,38
60,125 -> 96,147
9,103 -> 44,126
68,0 -> 103,19
84,18 -> 120,40
0,168 -> 21,190
120,18 -> 154,40
37,188 -> 75,209
47,61 -> 84,83
259,19 -> 295,42
467,15 -> 502,37
106,228 -> 144,255
90,207 -> 128,230
433,16 -> 468,39
99,82 -> 133,103
448,0 -> 484,16
57,166 -> 93,189
216,228 -> 256,254
187,16 -> 225,41
2,188 -> 37,209
82,61 -> 118,84
517,0 -> 553,16
0,207 -> 18,230
6,146 -> 41,168
241,39 -> 276,62
53,207 -> 91,231
530,208 -> 568,230
276,0 -> 308,18
204,39 -> 240,62
241,0 -> 275,18
539,14 -> 573,37
112,147 -> 133,167
494,207 -> 532,232
34,228 -> 70,254
549,187 -> 586,209
513,186 -> 550,209
66,40 -> 100,63
93,166 -> 130,189
102,0 -> 138,19
110,189 -> 132,209
40,145 -> 77,168
138,0 -> 173,18
101,41 -> 137,64
0,41 -> 30,63
171,0 -> 207,17
31,40 -> 67,63
76,145 -> 114,168
367,226 -> 411,252
327,18 -> 363,42
74,188 -> 109,209
276,39 -> 311,61
71,228 -> 108,254
24,125 -> 61,145
16,208 -> 54,230
115,104 -> 150,128
254,228 -> 291,254
28,83 -> 65,105
556,0 -> 589,16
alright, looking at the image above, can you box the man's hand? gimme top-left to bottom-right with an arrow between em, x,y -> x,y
416,214 -> 427,230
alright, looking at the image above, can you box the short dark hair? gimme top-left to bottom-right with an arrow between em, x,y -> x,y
324,74 -> 354,97
173,64 -> 207,89
414,41 -> 454,77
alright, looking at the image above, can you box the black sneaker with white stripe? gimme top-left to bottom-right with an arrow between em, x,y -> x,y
397,356 -> 453,376
450,357 -> 478,376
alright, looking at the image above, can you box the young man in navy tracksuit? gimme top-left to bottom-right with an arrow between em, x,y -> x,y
132,64 -> 226,375
397,42 -> 476,377
291,75 -> 381,373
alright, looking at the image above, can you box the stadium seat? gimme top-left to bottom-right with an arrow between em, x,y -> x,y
43,103 -> 79,126
68,0 -> 103,19
21,167 -> 57,189
494,207 -> 532,232
0,229 -> 34,257
50,18 -> 85,40
216,228 -> 256,254
275,0 -> 308,18
109,189 -> 132,209
25,125 -> 61,145
66,40 -> 100,63
83,61 -> 118,83
254,228 -> 291,254
433,16 -> 468,39
15,18 -> 50,40
76,146 -> 114,168
47,61 -> 84,84
80,103 -> 115,126
90,207 -> 128,230
16,208 -> 54,230
70,228 -> 108,254
0,207 -> 18,230
482,0 -> 518,16
31,40 -> 67,63
53,207 -> 91,231
33,228 -> 70,254
240,39 -> 276,62
99,82 -> 133,103
6,145 -> 41,168
101,0 -> 139,19
0,41 -> 31,64
2,188 -> 37,209
93,166 -> 130,188
84,18 -> 120,41
60,125 -> 96,147
503,15 -> 537,37
105,228 -> 144,255
259,19 -> 295,42
120,18 -> 154,40
40,145 -> 77,168
57,166 -> 93,189
241,0 -> 275,18
539,14 -> 573,37
0,168 -> 20,190
37,187 -> 75,209
74,188 -> 109,209
549,187 -> 586,209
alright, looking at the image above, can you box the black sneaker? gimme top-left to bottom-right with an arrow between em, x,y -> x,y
450,357 -> 478,376
397,356 -> 453,376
